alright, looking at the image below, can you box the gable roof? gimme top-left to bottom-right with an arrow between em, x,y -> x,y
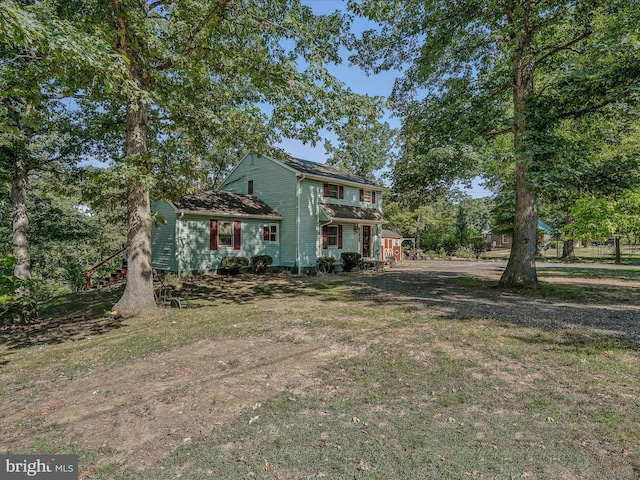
275,156 -> 382,189
173,190 -> 282,220
382,229 -> 402,238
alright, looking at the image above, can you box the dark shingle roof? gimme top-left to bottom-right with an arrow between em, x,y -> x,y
277,156 -> 380,188
320,204 -> 387,224
174,191 -> 282,219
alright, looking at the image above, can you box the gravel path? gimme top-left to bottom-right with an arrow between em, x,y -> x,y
360,260 -> 640,344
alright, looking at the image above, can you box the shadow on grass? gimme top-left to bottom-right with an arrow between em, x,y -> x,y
510,330 -> 640,353
1,286 -> 126,351
350,268 -> 640,349
178,274 -> 335,307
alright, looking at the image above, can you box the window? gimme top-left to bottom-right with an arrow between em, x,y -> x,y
263,224 -> 279,243
323,183 -> 344,199
359,189 -> 377,203
322,225 -> 343,249
327,226 -> 338,247
219,221 -> 233,247
211,220 -> 241,250
502,234 -> 509,244
248,180 -> 254,195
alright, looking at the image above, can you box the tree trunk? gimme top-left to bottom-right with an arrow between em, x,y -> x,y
12,154 -> 31,282
561,216 -> 577,260
561,238 -> 576,260
11,151 -> 37,323
112,102 -> 157,316
614,236 -> 621,264
499,51 -> 538,289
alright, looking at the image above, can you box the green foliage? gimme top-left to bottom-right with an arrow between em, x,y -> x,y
0,248 -> 21,314
452,246 -> 476,260
316,256 -> 336,273
340,252 -> 361,272
324,99 -> 397,181
251,255 -> 273,275
221,256 -> 249,276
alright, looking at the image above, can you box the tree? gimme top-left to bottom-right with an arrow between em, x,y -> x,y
76,0 -> 385,316
324,98 -> 396,181
349,0 -> 640,288
1,0 -> 135,322
569,191 -> 640,264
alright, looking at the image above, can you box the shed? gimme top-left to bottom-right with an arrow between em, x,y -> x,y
381,229 -> 403,262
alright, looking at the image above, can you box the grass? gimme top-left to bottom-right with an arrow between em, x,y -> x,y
2,268 -> 640,479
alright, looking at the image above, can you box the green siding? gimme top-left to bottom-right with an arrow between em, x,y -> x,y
222,152 -> 300,266
219,152 -> 385,268
178,215 -> 281,272
151,201 -> 178,272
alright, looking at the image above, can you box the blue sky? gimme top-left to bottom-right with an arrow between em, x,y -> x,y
278,0 -> 491,198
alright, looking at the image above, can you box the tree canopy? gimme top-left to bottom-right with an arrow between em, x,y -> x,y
349,0 -> 640,287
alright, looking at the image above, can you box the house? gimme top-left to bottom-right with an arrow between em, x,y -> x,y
484,220 -> 557,251
151,151 -> 387,274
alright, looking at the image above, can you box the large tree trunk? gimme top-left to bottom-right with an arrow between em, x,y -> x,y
499,51 -> 538,288
10,151 -> 37,323
112,102 -> 157,316
12,154 -> 31,282
614,236 -> 621,264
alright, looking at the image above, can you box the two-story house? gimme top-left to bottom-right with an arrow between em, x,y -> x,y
151,151 -> 387,274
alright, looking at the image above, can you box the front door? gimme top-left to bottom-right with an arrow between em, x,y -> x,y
362,225 -> 372,258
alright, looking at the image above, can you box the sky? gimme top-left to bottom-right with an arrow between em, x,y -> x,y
277,0 -> 491,198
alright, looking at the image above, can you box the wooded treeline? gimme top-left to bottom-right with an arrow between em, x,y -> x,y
2,0 -> 640,322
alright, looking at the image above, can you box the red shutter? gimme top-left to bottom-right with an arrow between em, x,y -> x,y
338,225 -> 343,249
339,185 -> 344,199
359,189 -> 364,202
233,221 -> 241,250
263,226 -> 270,241
210,220 -> 218,250
323,183 -> 329,197
372,191 -> 376,203
322,225 -> 328,249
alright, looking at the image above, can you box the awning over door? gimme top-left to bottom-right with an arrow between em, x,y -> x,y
320,204 -> 387,224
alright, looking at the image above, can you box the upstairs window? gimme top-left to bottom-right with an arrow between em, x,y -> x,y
248,180 -> 254,195
323,183 -> 344,199
359,189 -> 377,204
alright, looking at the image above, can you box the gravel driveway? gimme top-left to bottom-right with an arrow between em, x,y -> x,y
359,260 -> 640,344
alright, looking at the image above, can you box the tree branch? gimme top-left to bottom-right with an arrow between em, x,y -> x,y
148,0 -> 173,10
536,30 -> 592,65
155,0 -> 232,71
112,0 -> 127,53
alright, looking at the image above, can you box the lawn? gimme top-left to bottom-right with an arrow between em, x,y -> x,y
1,263 -> 639,479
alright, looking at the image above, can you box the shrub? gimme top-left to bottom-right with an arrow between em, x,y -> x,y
340,252 -> 361,272
251,255 -> 273,274
452,246 -> 476,259
221,256 -> 249,275
315,256 -> 336,274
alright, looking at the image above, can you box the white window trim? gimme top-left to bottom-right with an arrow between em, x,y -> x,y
327,225 -> 339,248
502,234 -> 509,244
267,223 -> 279,244
218,221 -> 234,248
363,190 -> 372,203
